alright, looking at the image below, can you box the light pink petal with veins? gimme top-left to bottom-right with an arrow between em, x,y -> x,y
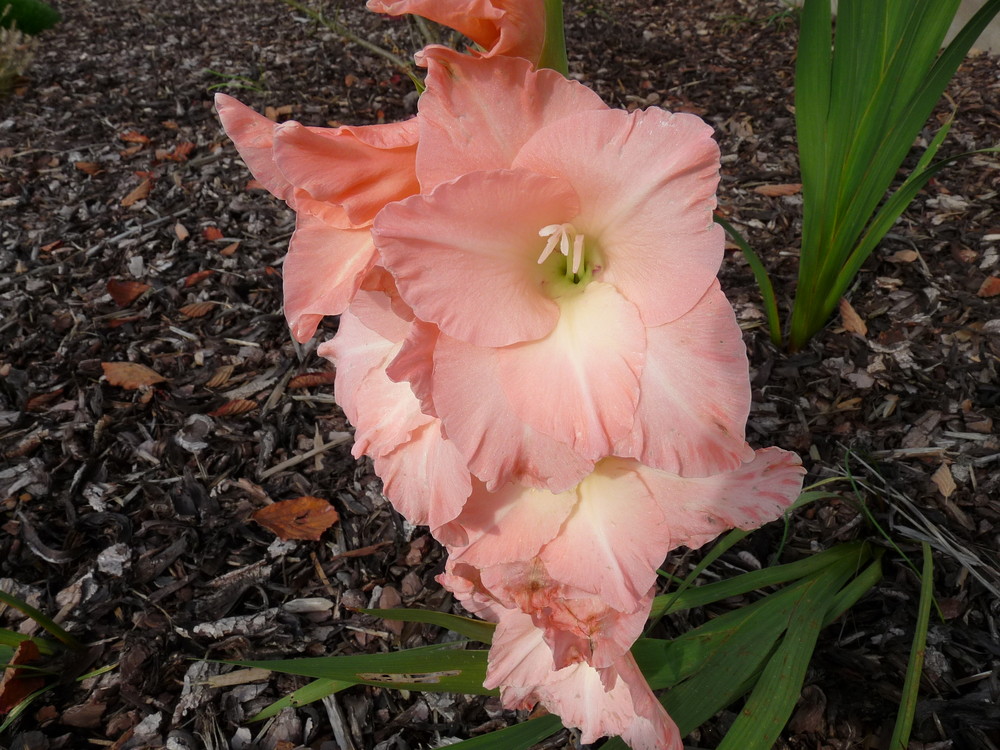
485,609 -> 681,748
373,169 -> 578,347
374,421 -> 471,531
415,48 -> 607,190
273,119 -> 419,226
442,481 -> 577,569
537,458 -> 669,612
283,212 -> 378,342
616,280 -> 754,476
513,106 -> 724,325
496,282 -> 645,460
432,334 -> 595,492
318,302 -> 432,460
634,447 -> 805,552
384,319 -> 439,418
215,93 -> 292,201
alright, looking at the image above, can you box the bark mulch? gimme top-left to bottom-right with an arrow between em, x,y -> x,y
1,1 -> 999,748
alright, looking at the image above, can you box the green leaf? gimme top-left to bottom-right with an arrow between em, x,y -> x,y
249,678 -> 353,722
0,0 -> 60,35
888,543 -> 934,750
223,643 -> 495,695
444,714 -> 563,749
0,589 -> 82,651
714,215 -> 781,346
357,607 -> 495,644
538,0 -> 569,75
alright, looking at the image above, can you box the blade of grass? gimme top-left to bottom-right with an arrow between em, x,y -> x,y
888,542 -> 934,750
444,713 -> 563,749
714,552 -> 861,749
714,215 -> 781,345
223,643 -> 495,696
357,607 -> 495,644
0,589 -> 82,651
249,678 -> 353,722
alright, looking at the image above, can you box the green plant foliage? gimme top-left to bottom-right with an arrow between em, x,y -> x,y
0,0 -> 59,35
785,0 -> 1000,349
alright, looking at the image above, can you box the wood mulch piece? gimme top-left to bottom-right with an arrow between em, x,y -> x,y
1,0 -> 998,748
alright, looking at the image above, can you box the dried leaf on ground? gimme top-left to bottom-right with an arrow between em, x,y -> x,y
753,183 -> 801,196
120,178 -> 152,207
931,464 -> 957,498
839,298 -> 868,336
252,496 -> 340,541
101,362 -> 167,389
106,279 -> 151,307
0,640 -> 45,714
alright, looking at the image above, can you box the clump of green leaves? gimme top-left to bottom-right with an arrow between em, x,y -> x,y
0,0 -> 59,36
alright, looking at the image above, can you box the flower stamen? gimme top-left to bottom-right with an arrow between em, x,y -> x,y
538,223 -> 586,280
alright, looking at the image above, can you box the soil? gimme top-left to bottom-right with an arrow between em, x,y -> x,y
1,1 -> 999,749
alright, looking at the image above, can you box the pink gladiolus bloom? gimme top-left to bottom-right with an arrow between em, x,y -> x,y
317,283 -> 471,532
366,0 -> 546,64
373,51 -> 749,490
215,93 -> 419,341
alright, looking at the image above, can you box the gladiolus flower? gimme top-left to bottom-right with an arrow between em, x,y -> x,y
374,50 -> 749,491
215,93 -> 419,341
366,0 -> 546,65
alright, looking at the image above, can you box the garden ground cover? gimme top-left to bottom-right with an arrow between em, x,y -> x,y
1,0 -> 998,747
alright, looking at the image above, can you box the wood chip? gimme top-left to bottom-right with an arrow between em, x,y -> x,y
931,463 -> 957,498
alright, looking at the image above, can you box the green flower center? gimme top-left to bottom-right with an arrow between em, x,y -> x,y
536,223 -> 597,296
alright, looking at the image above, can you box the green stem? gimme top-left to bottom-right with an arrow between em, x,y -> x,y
537,0 -> 569,75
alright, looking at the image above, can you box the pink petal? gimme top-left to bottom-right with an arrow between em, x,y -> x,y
537,458 -> 669,612
282,212 -> 378,342
495,282 -> 644,460
374,170 -> 578,347
513,107 -> 724,325
318,301 -> 433,459
374,421 -> 472,531
384,319 -> 439,418
416,49 -> 607,190
432,334 -> 595,492
634,447 -> 805,552
215,93 -> 292,201
616,280 -> 754,476
273,119 -> 419,226
442,481 -> 578,568
484,609 -> 681,749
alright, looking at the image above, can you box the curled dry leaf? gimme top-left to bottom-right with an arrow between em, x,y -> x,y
183,269 -> 214,287
202,226 -> 224,241
252,496 -> 340,541
220,241 -> 240,256
107,279 -> 151,307
74,161 -> 102,175
119,130 -> 150,144
839,298 -> 868,337
101,362 -> 167,390
887,250 -> 918,263
208,399 -> 257,417
0,640 -> 45,714
174,223 -> 190,241
179,301 -> 216,318
120,178 -> 152,207
288,372 -> 337,389
753,183 -> 802,197
204,364 -> 235,389
931,463 -> 957,498
976,276 -> 1000,298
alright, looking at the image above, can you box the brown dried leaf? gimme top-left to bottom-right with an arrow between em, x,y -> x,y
220,241 -> 240,256
208,399 -> 257,417
887,250 -> 918,263
74,161 -> 102,175
204,365 -> 235,389
169,141 -> 195,161
107,279 -> 151,307
253,496 -> 340,541
120,178 -> 152,207
183,269 -> 214,287
931,463 -> 957,498
119,130 -> 150,144
174,223 -> 190,241
976,276 -> 1000,298
179,301 -> 216,318
753,183 -> 802,197
0,640 -> 46,714
288,372 -> 337,389
202,226 -> 224,241
101,362 -> 167,390
839,298 -> 868,336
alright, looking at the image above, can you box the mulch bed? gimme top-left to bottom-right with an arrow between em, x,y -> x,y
1,0 -> 999,748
